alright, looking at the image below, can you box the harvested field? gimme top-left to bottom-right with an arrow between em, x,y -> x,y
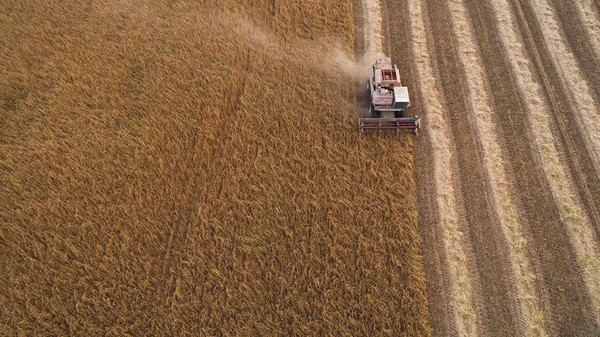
377,0 -> 600,335
1,0 -> 431,335
572,0 -> 600,59
395,1 -> 478,335
531,0 -> 600,173
446,0 -> 544,335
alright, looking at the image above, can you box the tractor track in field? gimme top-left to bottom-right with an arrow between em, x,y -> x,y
467,0 -> 599,334
522,0 -> 600,239
525,0 -> 600,180
379,1 -> 456,335
356,0 -> 600,335
520,0 -> 600,327
571,0 -> 600,61
420,0 -> 519,335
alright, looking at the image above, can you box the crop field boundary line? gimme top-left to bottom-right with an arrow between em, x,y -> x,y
494,0 -> 600,328
407,1 -> 479,335
444,0 -> 547,335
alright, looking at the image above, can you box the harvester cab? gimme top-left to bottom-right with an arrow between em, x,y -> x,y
359,57 -> 421,134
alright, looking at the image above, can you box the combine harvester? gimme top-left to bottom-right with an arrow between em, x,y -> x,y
360,57 -> 421,134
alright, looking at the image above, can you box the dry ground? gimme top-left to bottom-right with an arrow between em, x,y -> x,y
0,0 -> 431,335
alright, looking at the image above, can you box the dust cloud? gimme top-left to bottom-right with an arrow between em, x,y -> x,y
329,48 -> 373,81
224,12 -> 372,82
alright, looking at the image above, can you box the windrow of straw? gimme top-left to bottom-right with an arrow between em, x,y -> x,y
445,0 -> 546,335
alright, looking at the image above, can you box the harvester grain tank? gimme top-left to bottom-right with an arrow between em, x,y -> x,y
359,57 -> 421,134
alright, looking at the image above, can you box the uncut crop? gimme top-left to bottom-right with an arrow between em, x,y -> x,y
0,0 -> 430,335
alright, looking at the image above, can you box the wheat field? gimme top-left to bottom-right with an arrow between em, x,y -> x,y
0,0 -> 429,335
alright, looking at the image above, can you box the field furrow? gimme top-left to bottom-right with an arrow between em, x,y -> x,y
445,0 -> 546,335
406,1 -> 478,335
527,0 -> 600,174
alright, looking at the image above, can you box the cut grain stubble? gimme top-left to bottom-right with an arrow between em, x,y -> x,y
445,0 -> 548,335
494,0 -> 600,327
407,1 -> 480,336
527,0 -> 600,174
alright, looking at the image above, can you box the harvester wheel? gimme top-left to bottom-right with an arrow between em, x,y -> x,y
369,104 -> 378,117
370,105 -> 381,118
395,110 -> 405,118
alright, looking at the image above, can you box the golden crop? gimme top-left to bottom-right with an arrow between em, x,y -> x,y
0,0 -> 430,335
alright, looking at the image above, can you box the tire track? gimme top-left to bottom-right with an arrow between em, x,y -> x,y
512,0 -> 600,247
448,0 -> 546,336
526,0 -> 600,177
406,1 -> 480,335
466,1 -> 562,334
505,0 -> 600,329
467,0 -> 600,334
426,0 -> 534,334
544,0 -> 600,233
444,0 -> 548,335
379,1 -> 452,335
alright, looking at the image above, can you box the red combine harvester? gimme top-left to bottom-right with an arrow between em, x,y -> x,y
360,57 -> 421,134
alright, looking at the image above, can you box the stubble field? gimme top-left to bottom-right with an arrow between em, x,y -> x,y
374,0 -> 600,335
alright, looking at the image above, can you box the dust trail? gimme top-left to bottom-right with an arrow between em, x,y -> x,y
445,1 -> 547,335
231,13 -> 379,84
498,0 -> 600,326
330,48 -> 376,81
230,14 -> 364,81
528,0 -> 600,174
573,0 -> 600,60
407,1 -> 479,335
